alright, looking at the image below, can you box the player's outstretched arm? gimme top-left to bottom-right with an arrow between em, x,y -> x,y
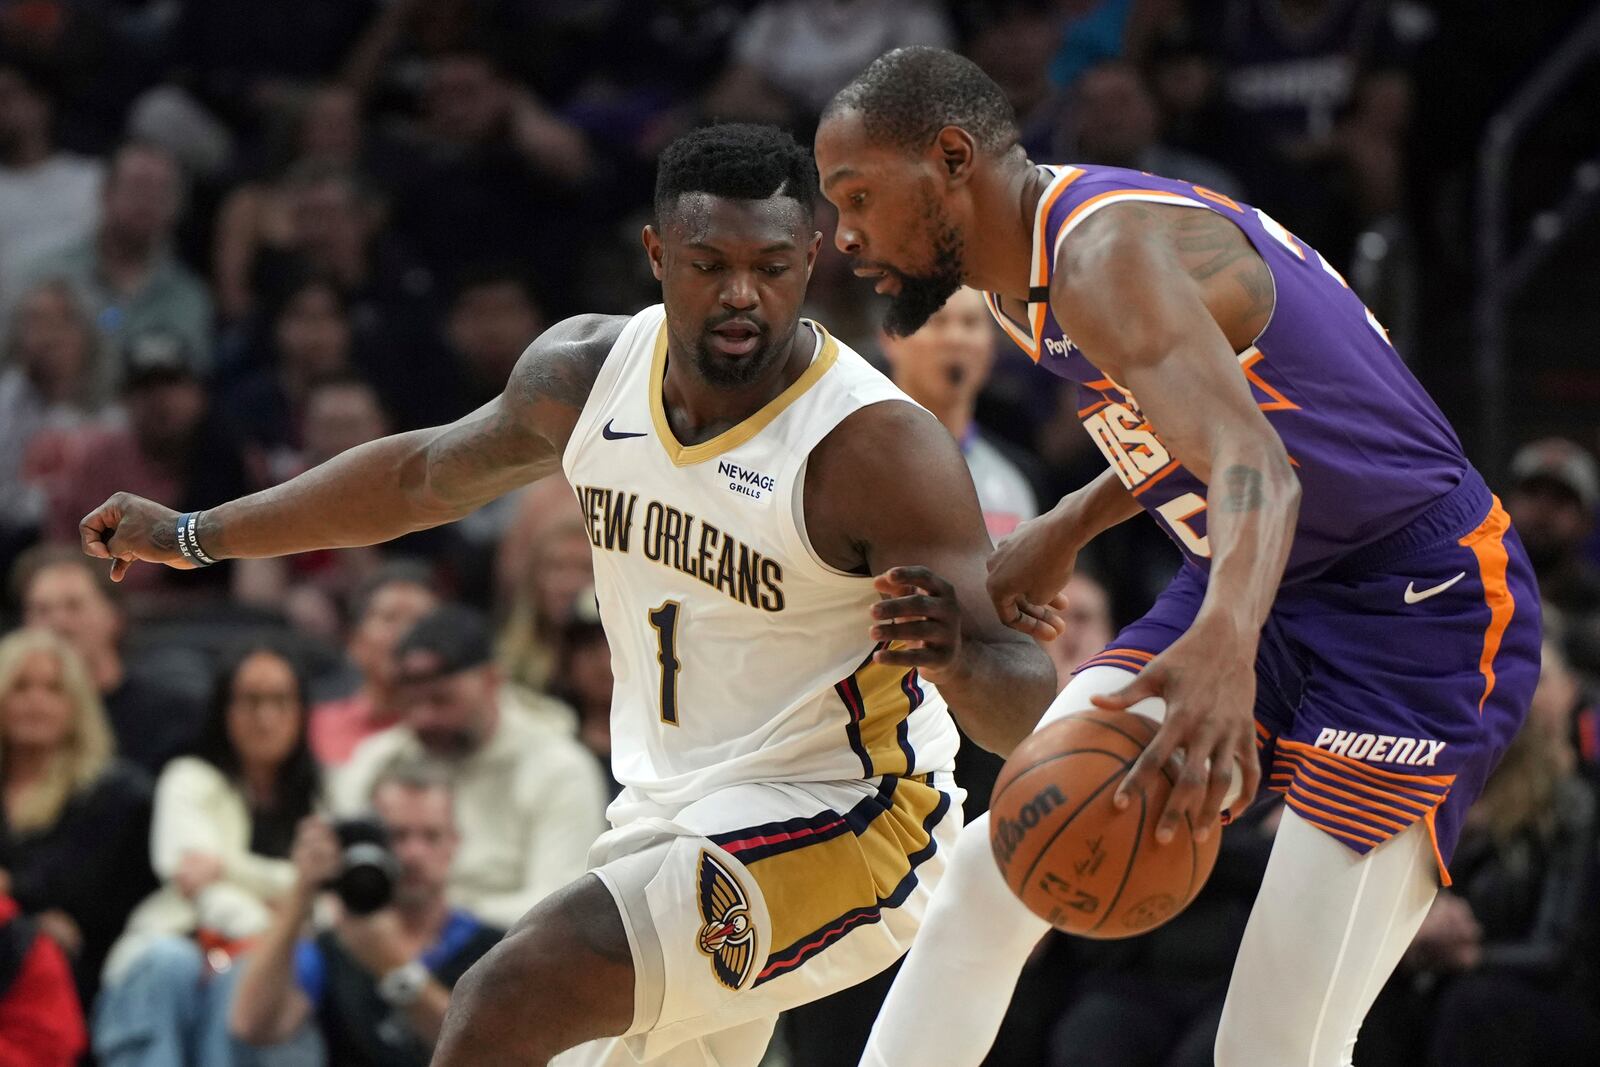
806,401 -> 1058,756
1051,202 -> 1300,839
80,315 -> 623,581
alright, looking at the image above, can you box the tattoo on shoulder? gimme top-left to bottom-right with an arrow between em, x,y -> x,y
510,315 -> 623,412
1221,464 -> 1265,512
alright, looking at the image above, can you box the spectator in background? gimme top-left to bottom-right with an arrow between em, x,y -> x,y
0,892 -> 86,1067
252,163 -> 441,430
310,562 -> 440,767
1041,571 -> 1116,688
17,141 -> 213,367
547,590 -> 617,797
0,279 -> 110,563
706,0 -> 953,129
333,606 -> 607,929
163,0 -> 377,137
1055,59 -> 1245,199
1533,635 -> 1600,782
213,83 -> 367,323
443,267 -> 545,413
1375,641 -> 1600,1067
47,329 -> 247,603
223,276 -> 357,487
15,546 -> 205,775
94,640 -> 323,1067
232,763 -> 503,1067
1504,438 -> 1600,680
232,374 -> 396,641
0,65 -> 102,311
1208,0 -> 1415,260
878,286 -> 1039,541
388,50 -> 589,319
496,510 -> 596,700
0,628 -> 153,1007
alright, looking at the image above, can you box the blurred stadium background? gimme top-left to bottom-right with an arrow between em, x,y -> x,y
0,1 -> 1595,1065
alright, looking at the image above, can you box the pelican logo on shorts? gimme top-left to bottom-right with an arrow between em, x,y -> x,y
994,783 -> 1067,866
696,850 -> 757,990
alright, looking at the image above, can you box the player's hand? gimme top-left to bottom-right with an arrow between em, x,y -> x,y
79,492 -> 196,581
870,566 -> 964,680
986,508 -> 1082,640
1097,616 -> 1262,843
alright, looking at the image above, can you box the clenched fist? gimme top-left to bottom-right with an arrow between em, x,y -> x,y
79,493 -> 197,581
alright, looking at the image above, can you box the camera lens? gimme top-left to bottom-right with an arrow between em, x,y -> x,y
329,817 -> 399,915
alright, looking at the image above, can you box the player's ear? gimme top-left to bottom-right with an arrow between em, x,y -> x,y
805,230 -> 823,278
641,224 -> 666,281
934,126 -> 977,187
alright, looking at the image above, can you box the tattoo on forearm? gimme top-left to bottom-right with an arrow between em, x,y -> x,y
1222,465 -> 1265,512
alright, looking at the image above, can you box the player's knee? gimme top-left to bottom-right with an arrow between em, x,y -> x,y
435,875 -> 635,1065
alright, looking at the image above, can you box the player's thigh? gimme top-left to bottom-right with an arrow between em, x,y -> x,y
588,774 -> 960,1063
1215,808 -> 1436,1067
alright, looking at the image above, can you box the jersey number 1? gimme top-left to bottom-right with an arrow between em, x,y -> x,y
648,601 -> 682,725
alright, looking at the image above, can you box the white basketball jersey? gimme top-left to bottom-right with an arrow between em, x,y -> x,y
562,305 -> 960,811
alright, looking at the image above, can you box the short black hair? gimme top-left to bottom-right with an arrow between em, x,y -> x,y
827,47 -> 1020,155
654,123 -> 817,223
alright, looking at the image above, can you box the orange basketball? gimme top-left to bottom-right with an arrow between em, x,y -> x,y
988,710 -> 1220,939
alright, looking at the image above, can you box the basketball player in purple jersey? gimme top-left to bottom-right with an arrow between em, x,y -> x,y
815,48 -> 1540,1066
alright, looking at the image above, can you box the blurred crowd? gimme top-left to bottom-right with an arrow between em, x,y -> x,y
0,1 -> 1592,1064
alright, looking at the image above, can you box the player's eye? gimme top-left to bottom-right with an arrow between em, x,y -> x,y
850,192 -> 867,208
693,262 -> 720,273
760,264 -> 789,276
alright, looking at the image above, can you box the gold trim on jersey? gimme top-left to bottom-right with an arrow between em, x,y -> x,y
649,319 -> 840,467
742,776 -> 946,985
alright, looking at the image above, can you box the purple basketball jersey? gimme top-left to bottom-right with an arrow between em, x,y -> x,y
983,164 -> 1470,583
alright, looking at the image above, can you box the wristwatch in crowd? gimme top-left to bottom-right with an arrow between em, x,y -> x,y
377,960 -> 430,1008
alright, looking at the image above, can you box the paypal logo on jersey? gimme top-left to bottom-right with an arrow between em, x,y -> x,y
718,460 -> 775,500
1043,335 -> 1072,358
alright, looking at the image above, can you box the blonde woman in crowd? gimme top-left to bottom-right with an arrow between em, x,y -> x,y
0,628 -> 153,1007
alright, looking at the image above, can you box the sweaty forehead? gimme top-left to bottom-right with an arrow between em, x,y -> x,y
664,193 -> 809,248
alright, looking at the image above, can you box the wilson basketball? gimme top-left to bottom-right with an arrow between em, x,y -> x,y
989,710 -> 1220,939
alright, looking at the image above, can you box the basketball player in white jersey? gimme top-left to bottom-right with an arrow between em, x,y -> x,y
78,123 -> 1057,1066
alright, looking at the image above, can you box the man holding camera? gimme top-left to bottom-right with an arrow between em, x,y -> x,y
230,764 -> 502,1066
332,603 -> 608,928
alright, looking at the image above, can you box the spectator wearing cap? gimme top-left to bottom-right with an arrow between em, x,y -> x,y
14,546 -> 205,776
46,329 -> 247,602
308,562 -> 441,767
331,605 -> 608,928
16,141 -> 212,367
1505,438 -> 1600,679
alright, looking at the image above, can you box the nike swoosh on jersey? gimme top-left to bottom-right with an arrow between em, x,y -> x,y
602,419 -> 647,440
1404,572 -> 1466,604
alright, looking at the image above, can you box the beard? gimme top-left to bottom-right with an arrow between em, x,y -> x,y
880,214 -> 966,339
692,319 -> 796,389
